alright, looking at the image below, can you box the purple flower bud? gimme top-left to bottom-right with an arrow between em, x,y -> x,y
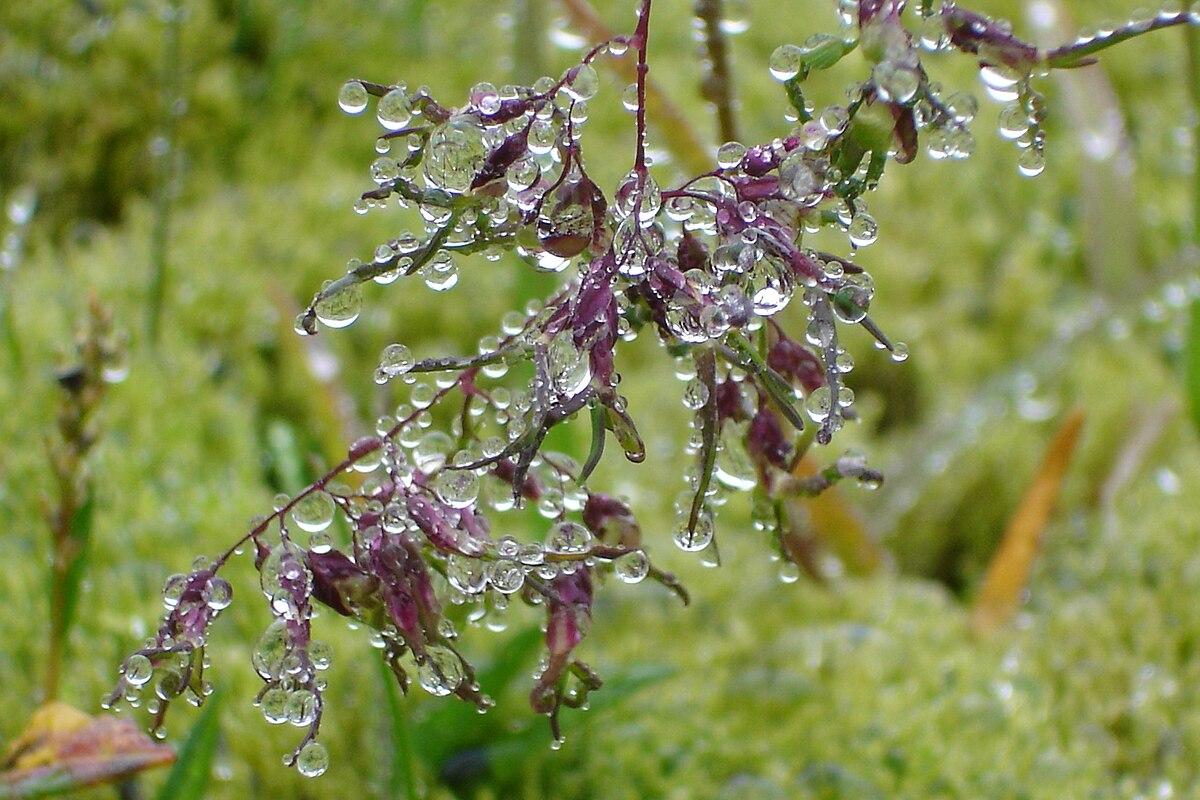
736,175 -> 780,200
308,550 -> 379,617
747,405 -> 791,468
471,125 -> 530,190
582,493 -> 641,547
768,337 -> 825,392
406,494 -> 464,553
941,3 -> 1039,70
677,232 -> 710,272
741,146 -> 776,177
531,570 -> 593,714
714,379 -> 751,422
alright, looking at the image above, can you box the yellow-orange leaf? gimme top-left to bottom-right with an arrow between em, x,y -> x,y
970,409 -> 1086,633
791,456 -> 886,576
1,702 -> 174,797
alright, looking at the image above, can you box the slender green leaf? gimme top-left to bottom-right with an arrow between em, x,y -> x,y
376,656 -> 420,800
55,491 -> 95,655
412,627 -> 543,767
154,693 -> 221,800
1188,300 -> 1200,434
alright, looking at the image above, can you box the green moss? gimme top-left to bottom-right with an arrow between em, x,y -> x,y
3,0 -> 1200,796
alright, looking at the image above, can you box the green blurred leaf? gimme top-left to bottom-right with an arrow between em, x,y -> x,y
154,692 -> 222,800
1187,299 -> 1200,434
484,663 -> 676,784
56,490 -> 94,653
262,417 -> 311,494
376,656 -> 419,800
412,626 -> 544,767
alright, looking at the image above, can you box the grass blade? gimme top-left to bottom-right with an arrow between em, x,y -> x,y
376,657 -> 419,800
153,692 -> 222,800
970,410 -> 1085,633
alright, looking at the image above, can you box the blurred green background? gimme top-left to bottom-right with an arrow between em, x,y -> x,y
3,0 -> 1200,797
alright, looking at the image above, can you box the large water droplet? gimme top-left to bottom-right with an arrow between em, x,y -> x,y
314,284 -> 363,329
614,549 -> 650,583
291,491 -> 335,533
295,741 -> 329,778
417,646 -> 464,696
338,81 -> 369,114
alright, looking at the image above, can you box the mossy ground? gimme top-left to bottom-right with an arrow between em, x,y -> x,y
2,0 -> 1199,797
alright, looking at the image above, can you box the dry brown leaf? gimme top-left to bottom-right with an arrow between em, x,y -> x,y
1,702 -> 174,797
970,409 -> 1086,633
791,456 -> 887,576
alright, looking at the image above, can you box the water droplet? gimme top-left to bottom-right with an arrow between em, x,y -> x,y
848,214 -> 878,248
778,560 -> 801,583
434,469 -> 480,509
314,284 -> 363,329
488,559 -> 526,593
614,549 -> 650,583
424,119 -> 488,193
621,82 -> 640,112
448,555 -> 488,594
377,343 -> 415,383
548,520 -> 593,553
470,81 -> 502,115
260,687 -> 289,723
873,62 -> 920,104
566,64 -> 599,101
806,386 -> 833,421
123,654 -> 154,686
682,377 -> 710,410
292,491 -> 335,533
769,44 -> 804,81
417,646 -> 464,696
717,141 -> 747,169
295,741 -> 329,778
202,577 -> 233,610
338,81 -> 369,114
1017,147 -> 1045,177
375,89 -> 412,131
673,513 -> 715,552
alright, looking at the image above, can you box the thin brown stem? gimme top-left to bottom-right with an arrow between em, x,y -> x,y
556,0 -> 711,174
694,0 -> 738,143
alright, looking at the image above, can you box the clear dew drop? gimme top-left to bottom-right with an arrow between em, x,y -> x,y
806,386 -> 833,422
673,515 -> 715,553
872,62 -> 920,104
614,549 -> 650,583
314,284 -> 363,329
566,64 -> 599,101
682,377 -> 710,410
549,520 -> 593,553
202,576 -> 233,610
376,343 -> 415,383
291,491 -> 335,533
123,654 -> 154,686
1017,147 -> 1045,177
376,88 -> 412,130
848,214 -> 878,248
338,80 -> 369,115
621,83 -> 640,112
417,646 -> 465,696
434,469 -> 480,509
295,741 -> 329,778
260,687 -> 289,724
488,559 -> 526,593
769,44 -> 804,81
716,141 -> 747,169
